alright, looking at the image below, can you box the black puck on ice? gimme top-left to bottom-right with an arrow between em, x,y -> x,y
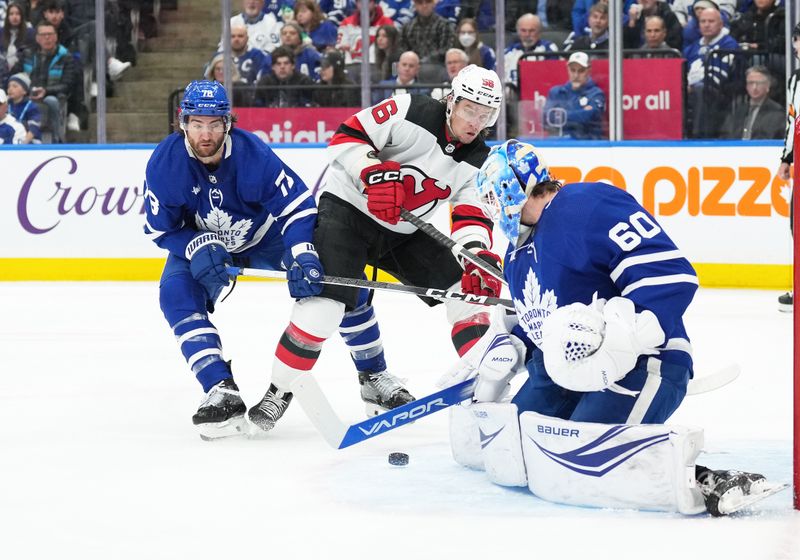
388,452 -> 409,466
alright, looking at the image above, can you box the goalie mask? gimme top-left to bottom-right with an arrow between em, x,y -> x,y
446,65 -> 503,129
476,140 -> 551,245
179,80 -> 232,133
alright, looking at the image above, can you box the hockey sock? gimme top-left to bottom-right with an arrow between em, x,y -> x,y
451,311 -> 491,357
338,290 -> 387,373
170,312 -> 229,392
274,322 -> 327,386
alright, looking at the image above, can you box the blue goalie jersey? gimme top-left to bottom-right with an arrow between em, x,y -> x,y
143,128 -> 317,259
505,182 -> 698,372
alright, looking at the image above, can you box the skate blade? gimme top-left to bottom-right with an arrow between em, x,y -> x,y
718,482 -> 790,515
196,415 -> 247,441
778,304 -> 793,313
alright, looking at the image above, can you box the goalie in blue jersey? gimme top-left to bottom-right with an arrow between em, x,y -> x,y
144,80 -> 394,440
441,140 -> 779,516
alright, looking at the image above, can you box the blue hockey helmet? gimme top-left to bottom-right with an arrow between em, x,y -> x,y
476,139 -> 551,244
179,80 -> 231,131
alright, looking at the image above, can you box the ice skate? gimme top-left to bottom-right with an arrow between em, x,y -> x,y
247,383 -> 293,433
358,370 -> 415,416
697,468 -> 781,516
192,378 -> 247,441
778,291 -> 793,313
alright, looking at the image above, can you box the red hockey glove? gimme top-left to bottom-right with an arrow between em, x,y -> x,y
461,249 -> 503,296
361,161 -> 405,225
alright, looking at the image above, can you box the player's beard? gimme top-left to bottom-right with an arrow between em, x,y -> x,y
189,134 -> 225,159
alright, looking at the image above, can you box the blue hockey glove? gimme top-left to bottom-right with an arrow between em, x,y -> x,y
186,232 -> 232,312
283,243 -> 324,299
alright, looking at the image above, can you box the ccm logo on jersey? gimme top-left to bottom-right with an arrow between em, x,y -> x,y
365,170 -> 401,184
538,425 -> 579,437
358,398 -> 448,435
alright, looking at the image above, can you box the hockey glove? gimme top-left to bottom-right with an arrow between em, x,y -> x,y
361,160 -> 405,225
540,297 -> 665,393
461,249 -> 503,297
186,232 -> 232,312
282,243 -> 324,299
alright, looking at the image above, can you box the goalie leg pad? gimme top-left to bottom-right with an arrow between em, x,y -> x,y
449,405 -> 485,471
520,412 -> 705,514
472,402 -> 527,487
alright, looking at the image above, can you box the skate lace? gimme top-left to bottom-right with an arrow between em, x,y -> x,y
371,371 -> 407,396
257,392 -> 287,417
199,383 -> 239,408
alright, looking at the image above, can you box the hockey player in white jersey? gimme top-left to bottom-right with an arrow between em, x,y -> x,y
248,65 -> 506,432
441,140 -> 780,516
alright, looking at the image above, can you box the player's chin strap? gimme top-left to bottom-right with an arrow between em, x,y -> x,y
398,208 -> 507,286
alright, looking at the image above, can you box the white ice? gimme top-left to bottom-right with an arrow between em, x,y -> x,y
1,282 -> 798,560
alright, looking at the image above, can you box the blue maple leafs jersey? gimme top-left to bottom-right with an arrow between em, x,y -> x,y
505,182 -> 698,371
144,128 -> 316,259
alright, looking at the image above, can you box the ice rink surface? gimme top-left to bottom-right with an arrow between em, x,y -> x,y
1,281 -> 798,560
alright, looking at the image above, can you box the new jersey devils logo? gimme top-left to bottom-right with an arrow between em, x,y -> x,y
400,165 -> 452,218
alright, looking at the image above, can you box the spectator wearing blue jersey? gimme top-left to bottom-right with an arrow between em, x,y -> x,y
543,51 -> 606,139
504,14 -> 558,87
380,0 -> 414,27
454,17 -> 495,71
5,72 -> 41,143
442,139 -> 774,517
261,0 -> 294,22
436,0 -> 493,31
0,88 -> 26,143
143,80 -> 325,440
676,0 -> 735,46
683,5 -> 739,137
294,0 -> 338,52
319,0 -> 355,25
279,21 -> 321,81
222,24 -> 270,85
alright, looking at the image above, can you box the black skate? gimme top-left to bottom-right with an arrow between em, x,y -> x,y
778,291 -> 793,313
247,383 -> 293,433
358,370 -> 416,416
192,378 -> 247,441
697,467 -> 771,516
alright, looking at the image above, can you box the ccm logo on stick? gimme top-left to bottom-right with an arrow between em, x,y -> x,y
538,425 -> 579,437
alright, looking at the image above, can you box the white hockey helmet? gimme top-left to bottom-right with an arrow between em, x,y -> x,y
447,65 -> 503,128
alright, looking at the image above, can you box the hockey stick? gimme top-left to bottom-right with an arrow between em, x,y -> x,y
226,266 -> 514,309
399,208 -> 507,285
289,364 -> 736,449
685,364 -> 740,396
290,375 -> 476,449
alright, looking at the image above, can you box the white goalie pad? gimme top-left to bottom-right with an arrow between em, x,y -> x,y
472,403 -> 527,487
520,412 -> 706,514
449,405 -> 484,470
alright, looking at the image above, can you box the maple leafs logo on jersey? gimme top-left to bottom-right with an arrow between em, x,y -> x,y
195,208 -> 253,252
513,268 -> 558,349
400,164 -> 452,218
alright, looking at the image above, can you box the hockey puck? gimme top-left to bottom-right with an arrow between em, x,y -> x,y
388,452 -> 409,466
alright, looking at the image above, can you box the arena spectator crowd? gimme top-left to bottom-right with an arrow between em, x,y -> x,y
0,0 -> 793,142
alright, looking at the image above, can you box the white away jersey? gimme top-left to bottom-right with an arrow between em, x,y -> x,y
505,182 -> 698,371
325,93 -> 493,248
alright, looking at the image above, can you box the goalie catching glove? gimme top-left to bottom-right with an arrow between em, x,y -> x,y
461,249 -> 503,297
360,160 -> 405,225
540,297 -> 665,393
438,331 -> 528,403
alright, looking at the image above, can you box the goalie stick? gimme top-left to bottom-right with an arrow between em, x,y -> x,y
288,364 -> 737,449
226,266 -> 514,309
399,209 -> 507,285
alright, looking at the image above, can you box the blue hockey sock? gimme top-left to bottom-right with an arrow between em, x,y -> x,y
338,291 -> 387,373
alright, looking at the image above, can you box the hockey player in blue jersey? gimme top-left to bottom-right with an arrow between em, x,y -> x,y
441,140 -> 776,516
144,80 -> 391,440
